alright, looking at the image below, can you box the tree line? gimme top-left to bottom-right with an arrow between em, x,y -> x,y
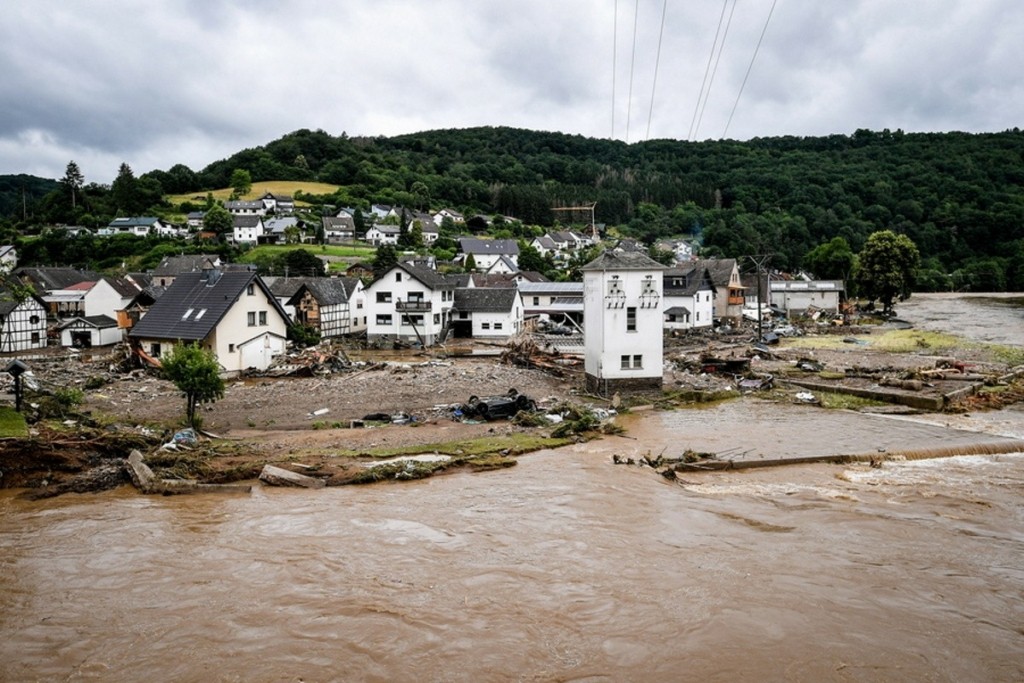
2,126 -> 1023,290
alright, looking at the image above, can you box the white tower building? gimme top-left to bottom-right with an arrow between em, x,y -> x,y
581,250 -> 666,395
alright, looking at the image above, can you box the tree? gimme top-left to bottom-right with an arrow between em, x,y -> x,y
353,208 -> 366,238
372,244 -> 399,273
464,252 -> 477,271
204,203 -> 233,236
111,162 -> 138,214
855,230 -> 921,314
803,236 -> 855,281
61,161 -> 84,210
282,248 -> 324,276
161,343 -> 225,428
230,168 -> 252,197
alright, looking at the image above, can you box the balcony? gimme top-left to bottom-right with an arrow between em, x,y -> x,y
396,300 -> 432,312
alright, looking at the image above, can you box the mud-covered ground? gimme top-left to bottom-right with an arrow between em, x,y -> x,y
2,292 -> 1022,495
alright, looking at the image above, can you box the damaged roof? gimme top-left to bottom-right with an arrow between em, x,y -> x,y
580,250 -> 667,272
287,277 -> 361,306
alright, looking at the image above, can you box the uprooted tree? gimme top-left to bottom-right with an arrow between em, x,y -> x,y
161,343 -> 225,428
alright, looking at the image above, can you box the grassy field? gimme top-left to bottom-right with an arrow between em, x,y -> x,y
0,406 -> 28,437
166,181 -> 340,206
237,244 -> 377,270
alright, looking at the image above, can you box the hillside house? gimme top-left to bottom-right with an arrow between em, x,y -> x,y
433,208 -> 464,226
458,238 -> 519,271
232,215 -> 265,245
287,277 -> 367,338
365,262 -> 454,346
365,225 -> 400,246
128,270 -> 289,374
451,288 -> 524,339
260,192 -> 294,214
103,216 -> 169,237
151,254 -> 222,288
322,216 -> 355,242
224,200 -> 265,216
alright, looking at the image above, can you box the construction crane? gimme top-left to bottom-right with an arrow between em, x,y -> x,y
551,202 -> 598,240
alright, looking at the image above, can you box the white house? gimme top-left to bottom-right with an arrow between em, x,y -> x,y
232,215 -> 265,245
128,270 -> 290,375
365,225 -> 400,246
43,278 -> 134,321
0,289 -> 47,353
433,208 -> 465,226
364,262 -> 454,346
224,200 -> 265,216
485,255 -> 519,275
663,264 -> 716,331
458,238 -> 519,271
322,216 -> 355,242
581,250 -> 666,395
105,216 -> 169,237
519,281 -> 584,329
451,288 -> 524,339
58,315 -> 122,348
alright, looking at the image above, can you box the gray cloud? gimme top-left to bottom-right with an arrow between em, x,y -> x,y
1,0 -> 1021,182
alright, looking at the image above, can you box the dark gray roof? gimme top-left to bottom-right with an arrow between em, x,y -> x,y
152,254 -> 220,277
458,238 -> 519,256
664,306 -> 692,316
287,277 -> 360,307
395,262 -> 453,290
454,287 -> 520,313
664,264 -> 716,296
692,259 -> 738,288
105,276 -> 142,298
107,216 -> 160,228
322,216 -> 355,231
14,266 -> 101,291
59,314 -> 118,329
128,271 -> 287,342
233,215 -> 262,228
265,276 -> 321,299
580,250 -> 667,272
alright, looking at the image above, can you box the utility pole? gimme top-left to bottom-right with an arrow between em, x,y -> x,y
747,254 -> 773,341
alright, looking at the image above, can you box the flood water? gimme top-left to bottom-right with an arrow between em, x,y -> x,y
2,293 -> 1024,682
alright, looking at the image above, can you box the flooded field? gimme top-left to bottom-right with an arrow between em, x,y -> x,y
1,292 -> 1023,682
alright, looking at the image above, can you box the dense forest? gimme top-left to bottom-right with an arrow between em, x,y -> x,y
3,126 -> 1023,290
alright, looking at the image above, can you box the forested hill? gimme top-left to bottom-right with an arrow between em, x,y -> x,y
5,126 -> 1024,288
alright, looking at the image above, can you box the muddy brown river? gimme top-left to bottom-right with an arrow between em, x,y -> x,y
2,293 -> 1023,682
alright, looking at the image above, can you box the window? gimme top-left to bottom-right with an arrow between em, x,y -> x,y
247,311 -> 256,326
481,322 -> 491,329
533,296 -> 539,306
621,355 -> 630,370
194,309 -> 206,320
621,354 -> 643,370
151,343 -> 161,357
395,272 -> 402,282
494,322 -> 502,330
29,314 -> 40,325
356,301 -> 363,309
633,354 -> 643,369
31,332 -> 40,344
182,307 -> 194,320
376,292 -> 392,303
258,311 -> 267,326
247,284 -> 255,296
626,307 -> 636,332
376,314 -> 392,325
434,314 -> 440,324
228,343 -> 235,353
401,314 -> 424,326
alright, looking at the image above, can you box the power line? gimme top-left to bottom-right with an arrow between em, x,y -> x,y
644,0 -> 670,141
723,0 -> 779,138
694,0 -> 738,140
625,0 -> 640,143
611,0 -> 618,138
688,0 -> 730,141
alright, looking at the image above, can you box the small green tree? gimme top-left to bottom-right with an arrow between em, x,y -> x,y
230,168 -> 252,197
372,244 -> 399,273
855,230 -> 920,314
61,160 -> 84,210
203,203 -> 233,236
803,236 -> 856,282
161,343 -> 225,428
464,252 -> 477,271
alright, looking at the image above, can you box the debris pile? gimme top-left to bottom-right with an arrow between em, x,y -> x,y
501,335 -> 582,378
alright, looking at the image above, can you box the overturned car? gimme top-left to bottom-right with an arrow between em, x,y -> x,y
460,388 -> 537,420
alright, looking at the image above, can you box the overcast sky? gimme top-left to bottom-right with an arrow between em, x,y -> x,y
2,0 -> 1021,184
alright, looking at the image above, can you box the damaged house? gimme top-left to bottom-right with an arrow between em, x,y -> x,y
128,269 -> 289,374
365,262 -> 454,347
0,287 -> 47,353
286,277 -> 367,338
662,263 -> 716,331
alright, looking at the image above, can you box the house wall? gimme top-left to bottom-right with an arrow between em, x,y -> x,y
583,268 -> 663,392
471,297 -> 524,338
662,289 -> 714,330
60,323 -> 122,347
770,289 -> 841,315
0,299 -> 47,353
84,280 -> 128,319
366,269 -> 451,345
209,282 -> 288,372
